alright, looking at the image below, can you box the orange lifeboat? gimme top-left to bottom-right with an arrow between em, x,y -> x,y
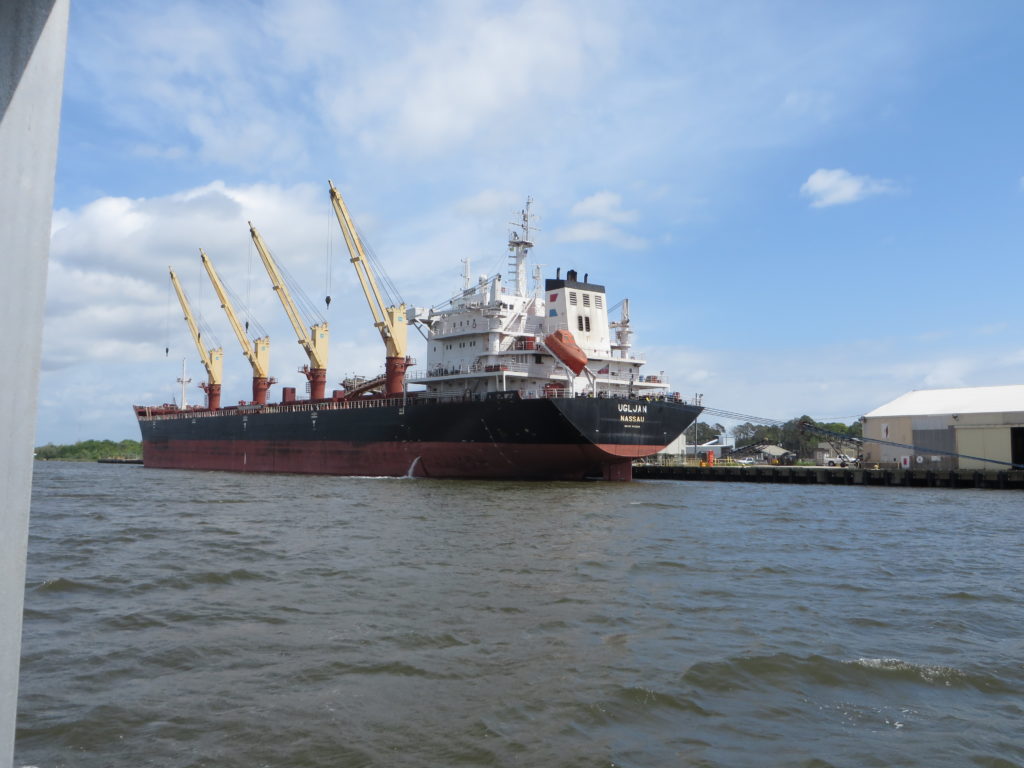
544,329 -> 588,376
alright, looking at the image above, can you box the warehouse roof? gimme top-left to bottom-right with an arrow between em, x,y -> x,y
865,384 -> 1024,418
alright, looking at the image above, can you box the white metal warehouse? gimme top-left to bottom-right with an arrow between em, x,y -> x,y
861,385 -> 1024,470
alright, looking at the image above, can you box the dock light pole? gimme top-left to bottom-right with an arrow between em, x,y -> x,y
690,393 -> 703,463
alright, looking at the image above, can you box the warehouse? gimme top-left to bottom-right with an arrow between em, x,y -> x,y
861,385 -> 1024,470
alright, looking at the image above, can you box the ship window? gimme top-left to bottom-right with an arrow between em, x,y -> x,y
595,295 -> 603,308
583,294 -> 590,307
577,316 -> 584,331
584,316 -> 591,332
569,292 -> 577,305
535,354 -> 542,364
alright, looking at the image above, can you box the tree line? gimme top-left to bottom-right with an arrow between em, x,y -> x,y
35,439 -> 142,461
690,417 -> 863,459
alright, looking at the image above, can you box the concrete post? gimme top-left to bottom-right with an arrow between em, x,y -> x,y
0,0 -> 69,763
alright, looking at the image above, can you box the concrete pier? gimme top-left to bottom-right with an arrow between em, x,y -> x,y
634,464 -> 1024,490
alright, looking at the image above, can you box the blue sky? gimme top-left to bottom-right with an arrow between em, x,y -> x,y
38,0 -> 1024,444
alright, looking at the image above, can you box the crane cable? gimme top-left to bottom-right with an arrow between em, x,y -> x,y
164,276 -> 172,356
325,207 -> 333,309
701,406 -> 788,427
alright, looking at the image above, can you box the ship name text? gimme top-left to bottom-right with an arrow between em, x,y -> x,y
618,403 -> 648,424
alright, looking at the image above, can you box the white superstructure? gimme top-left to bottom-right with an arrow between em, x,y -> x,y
407,201 -> 670,400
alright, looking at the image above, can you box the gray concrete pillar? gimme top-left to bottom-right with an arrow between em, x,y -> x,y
0,0 -> 69,763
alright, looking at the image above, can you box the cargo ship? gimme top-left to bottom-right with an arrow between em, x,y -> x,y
135,186 -> 701,480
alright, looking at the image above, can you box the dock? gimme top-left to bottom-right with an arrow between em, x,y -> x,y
634,464 -> 1024,490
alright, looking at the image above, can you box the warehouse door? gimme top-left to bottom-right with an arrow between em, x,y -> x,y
1012,427 -> 1024,467
957,427 -> 1011,470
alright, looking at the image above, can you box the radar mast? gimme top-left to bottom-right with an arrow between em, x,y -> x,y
507,199 -> 536,298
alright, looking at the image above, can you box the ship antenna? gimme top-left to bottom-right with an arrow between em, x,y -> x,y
507,198 -> 538,298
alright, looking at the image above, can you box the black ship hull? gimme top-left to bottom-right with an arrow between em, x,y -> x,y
135,394 -> 701,481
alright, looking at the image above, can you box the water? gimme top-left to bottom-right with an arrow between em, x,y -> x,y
16,461 -> 1024,767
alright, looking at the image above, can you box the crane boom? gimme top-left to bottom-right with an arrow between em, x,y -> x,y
248,221 -> 329,399
168,267 -> 223,409
328,180 -> 409,395
199,249 -> 274,405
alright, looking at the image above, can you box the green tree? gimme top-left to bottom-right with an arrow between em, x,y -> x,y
35,439 -> 142,461
731,416 -> 862,459
692,421 -> 726,443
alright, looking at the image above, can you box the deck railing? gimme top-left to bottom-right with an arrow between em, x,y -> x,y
136,389 -> 696,422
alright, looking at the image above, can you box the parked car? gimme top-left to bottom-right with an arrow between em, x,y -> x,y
736,457 -> 756,465
826,454 -> 858,467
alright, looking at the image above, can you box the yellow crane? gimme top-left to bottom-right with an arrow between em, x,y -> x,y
199,249 -> 274,405
248,221 -> 330,400
328,180 -> 409,396
168,267 -> 224,410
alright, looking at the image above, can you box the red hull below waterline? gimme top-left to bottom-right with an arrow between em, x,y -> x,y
140,438 -> 669,481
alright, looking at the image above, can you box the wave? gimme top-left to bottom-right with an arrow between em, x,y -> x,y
682,653 -> 1021,696
294,659 -> 457,682
942,590 -> 1018,604
32,577 -> 112,594
604,684 -> 716,718
145,568 -> 270,591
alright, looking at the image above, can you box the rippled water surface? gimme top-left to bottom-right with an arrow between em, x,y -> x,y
16,461 -> 1024,767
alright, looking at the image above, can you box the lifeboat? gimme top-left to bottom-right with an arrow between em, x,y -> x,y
544,329 -> 588,376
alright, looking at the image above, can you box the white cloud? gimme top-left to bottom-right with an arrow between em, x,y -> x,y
555,192 -> 646,249
62,1 -> 919,188
800,168 -> 898,208
66,1 -> 619,172
319,2 -> 617,157
454,189 -> 521,219
569,192 -> 638,224
45,182 -> 338,373
921,357 -> 973,389
555,220 -> 647,250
